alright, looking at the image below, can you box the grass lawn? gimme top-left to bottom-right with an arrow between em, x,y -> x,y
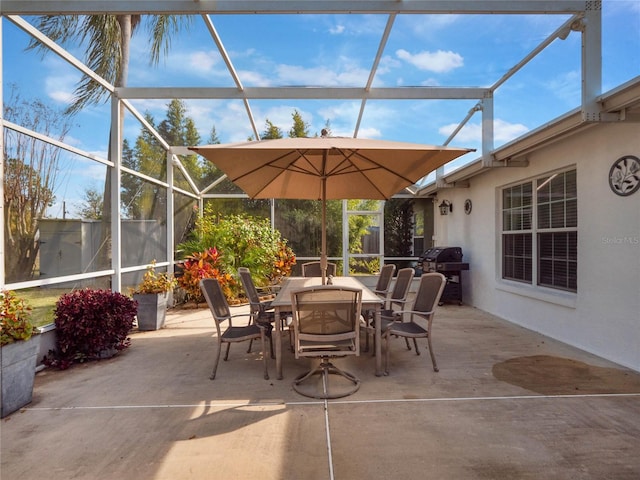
19,288 -> 68,328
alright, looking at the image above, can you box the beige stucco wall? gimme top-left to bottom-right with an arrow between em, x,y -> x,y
433,122 -> 640,371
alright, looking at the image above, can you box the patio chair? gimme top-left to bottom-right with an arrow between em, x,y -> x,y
302,261 -> 337,278
290,285 -> 362,399
199,278 -> 269,381
383,272 -> 446,374
361,267 -> 413,352
373,263 -> 396,299
238,267 -> 277,357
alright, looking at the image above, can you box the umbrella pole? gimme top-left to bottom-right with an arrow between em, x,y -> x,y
321,174 -> 327,285
320,150 -> 328,284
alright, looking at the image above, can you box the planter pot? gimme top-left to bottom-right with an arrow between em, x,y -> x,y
1,335 -> 40,418
134,293 -> 168,331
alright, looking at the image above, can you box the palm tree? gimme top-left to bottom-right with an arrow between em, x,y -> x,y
28,15 -> 191,114
28,14 -> 192,276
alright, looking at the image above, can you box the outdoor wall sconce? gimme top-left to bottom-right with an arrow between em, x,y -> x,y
438,200 -> 453,215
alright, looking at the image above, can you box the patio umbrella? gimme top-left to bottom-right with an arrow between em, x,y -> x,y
190,136 -> 473,283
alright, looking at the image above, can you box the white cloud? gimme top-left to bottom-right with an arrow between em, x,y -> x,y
276,64 -> 369,86
396,49 -> 464,73
187,50 -> 220,73
494,119 -> 530,142
329,24 -> 346,35
236,69 -> 273,87
43,70 -> 78,105
545,70 -> 581,106
406,14 -> 461,36
356,126 -> 383,139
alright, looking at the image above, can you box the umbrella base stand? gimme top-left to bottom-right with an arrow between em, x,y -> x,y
292,358 -> 361,399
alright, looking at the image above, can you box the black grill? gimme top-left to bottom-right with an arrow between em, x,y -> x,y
419,246 -> 469,305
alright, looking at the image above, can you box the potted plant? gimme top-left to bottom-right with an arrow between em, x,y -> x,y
47,289 -> 137,370
131,262 -> 177,331
1,290 -> 39,417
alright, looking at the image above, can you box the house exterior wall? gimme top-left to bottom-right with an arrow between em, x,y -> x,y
433,122 -> 640,371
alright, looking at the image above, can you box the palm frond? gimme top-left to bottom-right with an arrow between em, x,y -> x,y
147,15 -> 193,65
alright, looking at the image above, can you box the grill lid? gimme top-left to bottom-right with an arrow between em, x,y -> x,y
420,246 -> 463,263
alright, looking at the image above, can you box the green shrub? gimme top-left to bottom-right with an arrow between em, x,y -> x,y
178,209 -> 296,291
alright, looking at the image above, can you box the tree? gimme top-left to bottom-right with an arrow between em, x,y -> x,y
28,15 -> 192,115
3,87 -> 71,282
261,120 -> 284,140
200,126 -> 221,186
158,99 -> 202,189
289,110 -> 309,138
78,186 -> 104,220
384,198 -> 415,269
119,138 -> 142,218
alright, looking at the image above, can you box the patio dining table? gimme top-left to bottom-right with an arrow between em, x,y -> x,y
271,276 -> 384,380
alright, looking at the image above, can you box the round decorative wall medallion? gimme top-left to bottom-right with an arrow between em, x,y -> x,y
609,155 -> 640,196
464,199 -> 473,214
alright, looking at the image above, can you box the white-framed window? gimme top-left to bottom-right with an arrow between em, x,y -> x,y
501,169 -> 577,292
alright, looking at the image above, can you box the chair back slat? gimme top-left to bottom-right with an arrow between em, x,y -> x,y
302,261 -> 337,277
412,273 -> 447,314
374,264 -> 396,295
200,278 -> 231,323
389,267 -> 414,302
238,267 -> 261,310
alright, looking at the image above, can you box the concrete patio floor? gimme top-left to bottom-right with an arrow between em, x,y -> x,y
2,301 -> 640,479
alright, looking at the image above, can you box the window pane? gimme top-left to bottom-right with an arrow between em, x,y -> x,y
550,173 -> 564,198
522,207 -> 532,230
503,189 -> 511,209
568,231 -> 578,260
502,233 -> 532,283
503,211 -> 512,231
566,170 -> 577,198
551,201 -> 565,228
538,203 -> 550,229
121,177 -> 168,267
4,138 -> 111,283
538,232 -> 577,292
512,186 -> 522,208
174,193 -> 198,249
537,177 -> 551,203
566,199 -> 577,227
523,183 -> 533,205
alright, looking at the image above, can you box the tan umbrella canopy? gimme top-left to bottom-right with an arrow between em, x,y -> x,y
190,136 -> 473,283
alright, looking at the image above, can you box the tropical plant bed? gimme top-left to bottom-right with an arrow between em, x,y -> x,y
173,293 -> 275,310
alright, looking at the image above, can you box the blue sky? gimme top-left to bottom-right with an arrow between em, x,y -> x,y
2,2 -> 639,216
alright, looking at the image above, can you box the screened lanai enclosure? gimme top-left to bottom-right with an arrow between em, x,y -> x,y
2,1 -> 631,325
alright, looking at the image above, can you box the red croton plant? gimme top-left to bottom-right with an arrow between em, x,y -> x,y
176,247 -> 237,303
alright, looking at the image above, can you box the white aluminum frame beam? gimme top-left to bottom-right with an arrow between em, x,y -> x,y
0,1 -> 590,15
200,14 -> 260,140
354,13 -> 396,137
115,86 -> 489,100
